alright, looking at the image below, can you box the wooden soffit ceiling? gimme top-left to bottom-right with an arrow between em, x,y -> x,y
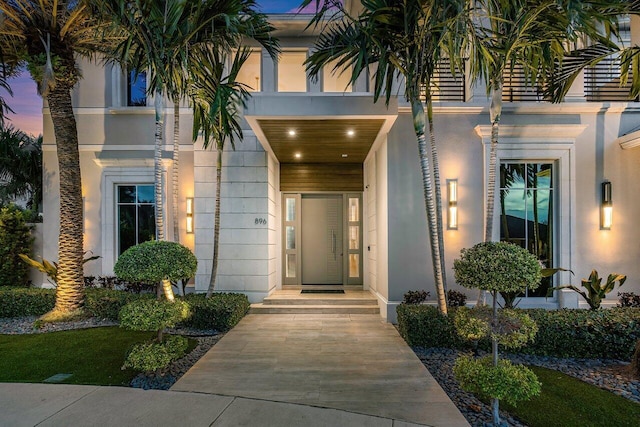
257,119 -> 385,164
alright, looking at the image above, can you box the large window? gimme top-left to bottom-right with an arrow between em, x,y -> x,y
236,50 -> 262,92
500,162 -> 554,297
323,59 -> 352,92
117,184 -> 155,254
278,51 -> 307,92
127,70 -> 147,106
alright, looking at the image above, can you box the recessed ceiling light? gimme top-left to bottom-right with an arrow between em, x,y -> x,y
288,130 -> 296,136
294,152 -> 302,159
347,130 -> 355,136
341,154 -> 348,158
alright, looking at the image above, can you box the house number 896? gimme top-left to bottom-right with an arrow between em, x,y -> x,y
255,218 -> 267,225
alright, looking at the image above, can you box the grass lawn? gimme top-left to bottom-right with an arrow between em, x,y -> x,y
501,366 -> 640,427
0,327 -> 196,386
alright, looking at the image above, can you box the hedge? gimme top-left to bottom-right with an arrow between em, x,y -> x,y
181,293 -> 250,331
0,288 -> 251,333
0,287 -> 55,317
85,289 -> 154,320
396,304 -> 640,361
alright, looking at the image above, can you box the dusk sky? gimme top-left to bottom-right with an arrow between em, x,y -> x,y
0,0 -> 310,138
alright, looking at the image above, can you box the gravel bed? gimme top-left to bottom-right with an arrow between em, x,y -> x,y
0,316 -> 118,334
415,347 -> 640,427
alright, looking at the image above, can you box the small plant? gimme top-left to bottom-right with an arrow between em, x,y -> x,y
447,289 -> 467,307
403,290 -> 430,304
0,205 -> 34,287
114,241 -> 197,301
618,292 -> 640,308
19,252 -> 100,286
553,270 -> 626,310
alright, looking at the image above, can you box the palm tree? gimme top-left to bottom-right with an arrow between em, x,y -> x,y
302,0 -> 468,314
95,0 -> 278,300
0,0 -> 111,319
0,124 -> 42,212
189,48 -> 251,297
472,0 -> 627,245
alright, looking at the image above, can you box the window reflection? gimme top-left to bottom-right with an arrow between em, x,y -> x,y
117,184 -> 155,254
500,163 -> 553,297
127,70 -> 147,106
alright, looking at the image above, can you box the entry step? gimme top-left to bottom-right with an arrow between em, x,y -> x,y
262,296 -> 377,306
250,303 -> 380,314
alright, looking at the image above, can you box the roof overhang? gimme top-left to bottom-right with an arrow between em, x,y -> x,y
245,94 -> 398,164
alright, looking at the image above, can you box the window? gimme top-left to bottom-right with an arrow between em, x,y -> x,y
236,50 -> 262,92
278,51 -> 307,92
117,184 -> 155,254
127,70 -> 147,106
323,59 -> 352,92
500,162 -> 554,297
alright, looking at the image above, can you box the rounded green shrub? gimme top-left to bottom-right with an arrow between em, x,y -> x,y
114,241 -> 197,284
454,306 -> 491,341
0,287 -> 55,317
453,242 -> 541,293
119,299 -> 190,332
453,355 -> 542,406
122,335 -> 188,372
0,205 -> 34,287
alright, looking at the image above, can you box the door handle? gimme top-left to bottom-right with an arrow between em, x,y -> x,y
332,231 -> 336,260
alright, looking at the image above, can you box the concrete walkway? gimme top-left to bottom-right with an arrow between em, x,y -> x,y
0,383 -> 442,426
171,314 -> 469,426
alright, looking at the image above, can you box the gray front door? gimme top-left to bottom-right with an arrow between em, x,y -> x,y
301,195 -> 343,285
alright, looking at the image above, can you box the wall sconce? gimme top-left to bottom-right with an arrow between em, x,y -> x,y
601,181 -> 612,230
186,197 -> 194,234
447,179 -> 458,230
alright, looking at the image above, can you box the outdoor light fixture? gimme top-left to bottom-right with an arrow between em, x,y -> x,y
347,129 -> 355,136
288,129 -> 296,136
447,179 -> 458,230
186,197 -> 194,234
601,181 -> 612,230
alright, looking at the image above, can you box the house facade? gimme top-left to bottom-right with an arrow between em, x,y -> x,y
41,11 -> 640,322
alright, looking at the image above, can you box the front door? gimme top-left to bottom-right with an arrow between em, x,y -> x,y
301,195 -> 343,284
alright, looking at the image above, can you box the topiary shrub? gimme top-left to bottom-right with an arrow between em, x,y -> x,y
453,241 -> 542,426
119,299 -> 190,336
0,205 -> 34,287
453,355 -> 541,406
114,241 -> 197,302
122,335 -> 188,372
0,287 -> 55,317
182,293 -> 250,331
119,298 -> 191,372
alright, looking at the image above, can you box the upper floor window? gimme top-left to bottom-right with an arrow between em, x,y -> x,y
323,59 -> 352,92
236,50 -> 262,92
127,70 -> 147,106
278,51 -> 307,92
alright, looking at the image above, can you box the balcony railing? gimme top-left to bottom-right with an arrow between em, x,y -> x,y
421,58 -> 466,102
502,66 -> 547,102
585,57 -> 637,102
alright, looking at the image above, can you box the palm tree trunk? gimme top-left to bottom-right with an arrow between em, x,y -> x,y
47,84 -> 85,314
172,102 -> 180,244
154,91 -> 174,302
485,84 -> 502,242
411,99 -> 447,315
206,147 -> 223,297
154,91 -> 165,242
425,92 -> 447,293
